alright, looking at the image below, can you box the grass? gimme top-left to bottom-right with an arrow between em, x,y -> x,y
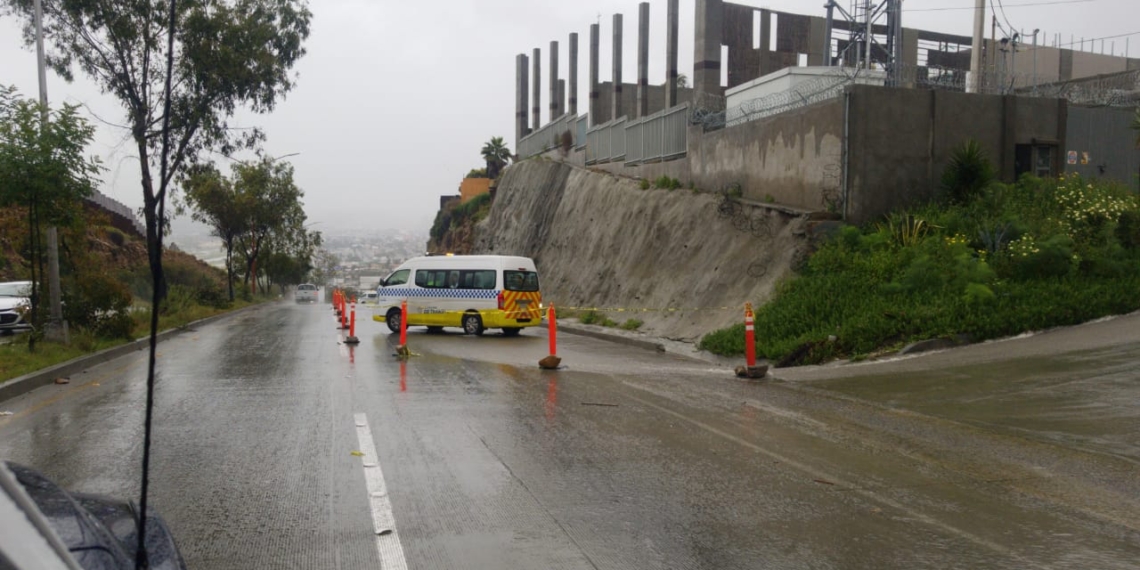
0,339 -> 116,382
699,173 -> 1140,366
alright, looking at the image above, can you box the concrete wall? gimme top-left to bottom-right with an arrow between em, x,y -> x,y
845,85 -> 1066,223
546,98 -> 844,213
1065,105 -> 1140,189
689,100 -> 843,210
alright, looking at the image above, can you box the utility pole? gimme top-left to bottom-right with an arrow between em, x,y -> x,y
33,0 -> 67,342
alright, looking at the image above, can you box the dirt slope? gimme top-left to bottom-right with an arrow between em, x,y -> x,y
473,160 -> 812,342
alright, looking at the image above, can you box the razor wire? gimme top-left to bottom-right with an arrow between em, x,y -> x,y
727,68 -> 867,127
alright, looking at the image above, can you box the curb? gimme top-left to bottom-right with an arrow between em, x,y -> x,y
557,323 -> 666,353
0,302 -> 271,404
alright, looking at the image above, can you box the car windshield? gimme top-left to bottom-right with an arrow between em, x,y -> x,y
0,282 -> 31,297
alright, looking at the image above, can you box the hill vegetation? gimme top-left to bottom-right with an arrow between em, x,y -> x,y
699,169 -> 1140,365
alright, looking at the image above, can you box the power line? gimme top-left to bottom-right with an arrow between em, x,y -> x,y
995,0 -> 1020,39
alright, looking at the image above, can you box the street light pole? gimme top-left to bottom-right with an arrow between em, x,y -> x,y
33,0 -> 67,342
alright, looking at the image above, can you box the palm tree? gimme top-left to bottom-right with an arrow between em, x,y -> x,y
481,137 -> 512,179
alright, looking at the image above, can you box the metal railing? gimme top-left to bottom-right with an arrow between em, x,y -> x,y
625,103 -> 689,165
574,115 -> 589,150
585,116 -> 627,164
518,113 -> 579,159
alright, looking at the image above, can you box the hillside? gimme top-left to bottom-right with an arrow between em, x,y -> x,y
467,160 -> 815,342
0,206 -> 223,294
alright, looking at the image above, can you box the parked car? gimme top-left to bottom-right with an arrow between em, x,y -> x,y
0,461 -> 188,569
294,283 -> 319,303
0,281 -> 33,334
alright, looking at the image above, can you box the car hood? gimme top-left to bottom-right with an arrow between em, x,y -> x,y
0,296 -> 27,311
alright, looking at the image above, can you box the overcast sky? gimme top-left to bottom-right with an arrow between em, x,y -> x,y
1,0 -> 1137,237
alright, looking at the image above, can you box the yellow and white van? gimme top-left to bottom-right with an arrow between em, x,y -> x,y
374,255 -> 542,336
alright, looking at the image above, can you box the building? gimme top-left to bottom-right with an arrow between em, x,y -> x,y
513,1 -> 1140,224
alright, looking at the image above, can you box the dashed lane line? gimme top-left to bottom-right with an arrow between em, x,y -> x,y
354,413 -> 409,570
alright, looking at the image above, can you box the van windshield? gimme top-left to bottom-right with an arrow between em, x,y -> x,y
504,271 -> 539,292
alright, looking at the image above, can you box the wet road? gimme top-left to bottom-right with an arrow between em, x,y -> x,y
1,300 -> 1139,569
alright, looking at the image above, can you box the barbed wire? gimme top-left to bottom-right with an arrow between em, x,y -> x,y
691,64 -> 1140,133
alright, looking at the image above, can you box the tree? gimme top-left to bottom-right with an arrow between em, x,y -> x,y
181,163 -> 247,301
229,157 -> 308,293
309,248 -> 338,288
0,86 -> 101,350
481,136 -> 511,179
2,0 -> 312,307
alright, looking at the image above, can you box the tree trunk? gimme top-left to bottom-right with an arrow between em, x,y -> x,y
225,241 -> 235,301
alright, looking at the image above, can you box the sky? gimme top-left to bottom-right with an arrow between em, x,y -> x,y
1,0 -> 1137,238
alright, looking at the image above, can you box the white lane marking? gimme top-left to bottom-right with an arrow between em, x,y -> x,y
354,413 -> 409,570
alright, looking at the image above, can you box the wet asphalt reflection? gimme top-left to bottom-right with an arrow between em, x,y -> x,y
1,300 -> 1138,569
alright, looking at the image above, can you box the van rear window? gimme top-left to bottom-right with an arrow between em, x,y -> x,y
415,269 -> 497,290
504,271 -> 539,292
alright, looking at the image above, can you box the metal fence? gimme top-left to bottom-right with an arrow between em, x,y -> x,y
518,113 -> 579,159
625,103 -> 689,165
585,116 -> 627,164
574,115 -> 589,150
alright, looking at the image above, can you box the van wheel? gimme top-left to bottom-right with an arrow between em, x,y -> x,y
502,327 -> 522,337
386,308 -> 401,333
462,314 -> 484,336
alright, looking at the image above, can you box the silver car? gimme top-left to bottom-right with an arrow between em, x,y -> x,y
0,281 -> 32,334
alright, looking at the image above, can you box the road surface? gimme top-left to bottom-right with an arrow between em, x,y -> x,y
1,300 -> 1137,569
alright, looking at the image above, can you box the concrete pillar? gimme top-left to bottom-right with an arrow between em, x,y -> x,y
557,80 -> 566,122
694,0 -> 723,98
532,47 -> 541,127
665,0 -> 679,108
589,24 -> 600,125
549,41 -> 560,120
636,2 -> 649,118
568,33 -> 579,115
612,14 -> 624,120
515,53 -> 529,150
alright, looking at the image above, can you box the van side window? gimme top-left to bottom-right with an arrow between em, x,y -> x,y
386,269 -> 410,287
414,269 -> 496,289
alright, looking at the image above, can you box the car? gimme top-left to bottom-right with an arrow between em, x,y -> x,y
0,281 -> 33,335
0,461 -> 188,569
294,283 -> 319,303
358,291 -> 379,306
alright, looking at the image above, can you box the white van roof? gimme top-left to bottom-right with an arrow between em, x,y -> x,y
399,255 -> 535,269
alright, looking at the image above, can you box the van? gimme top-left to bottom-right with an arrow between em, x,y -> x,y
375,255 -> 542,336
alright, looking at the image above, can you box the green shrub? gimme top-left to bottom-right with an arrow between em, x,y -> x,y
579,310 -> 604,325
653,176 -> 681,190
699,173 -> 1140,364
640,179 -> 650,190
620,319 -> 643,330
942,139 -> 996,204
62,273 -> 135,340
